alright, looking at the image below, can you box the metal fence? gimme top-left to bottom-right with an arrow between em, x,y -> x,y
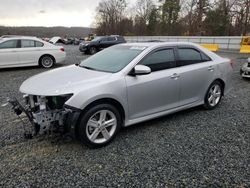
124,36 -> 243,50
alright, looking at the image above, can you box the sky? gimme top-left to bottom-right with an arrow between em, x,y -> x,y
0,0 -> 135,27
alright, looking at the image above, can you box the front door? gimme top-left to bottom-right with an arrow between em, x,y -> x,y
0,39 -> 19,67
125,48 -> 180,120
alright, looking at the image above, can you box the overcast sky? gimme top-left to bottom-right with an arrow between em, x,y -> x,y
0,0 -> 135,27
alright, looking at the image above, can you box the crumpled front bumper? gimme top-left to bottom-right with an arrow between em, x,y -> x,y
6,96 -> 81,139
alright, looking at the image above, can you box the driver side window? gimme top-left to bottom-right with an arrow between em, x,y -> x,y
0,40 -> 18,49
141,48 -> 176,72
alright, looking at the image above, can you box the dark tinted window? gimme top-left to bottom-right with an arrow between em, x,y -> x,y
0,40 -> 18,49
35,41 -> 44,47
101,37 -> 108,42
21,40 -> 35,48
117,36 -> 125,41
201,52 -> 211,61
178,48 -> 203,65
107,37 -> 116,41
141,49 -> 175,71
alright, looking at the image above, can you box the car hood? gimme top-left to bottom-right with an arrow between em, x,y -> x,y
20,65 -> 112,96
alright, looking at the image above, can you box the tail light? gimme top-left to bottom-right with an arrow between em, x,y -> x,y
60,47 -> 65,52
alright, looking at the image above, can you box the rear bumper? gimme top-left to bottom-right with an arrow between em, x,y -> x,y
55,52 -> 66,63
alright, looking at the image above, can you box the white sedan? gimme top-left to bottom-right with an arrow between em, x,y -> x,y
0,36 -> 66,68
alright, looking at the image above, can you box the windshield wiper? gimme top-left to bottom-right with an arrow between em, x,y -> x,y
79,65 -> 98,71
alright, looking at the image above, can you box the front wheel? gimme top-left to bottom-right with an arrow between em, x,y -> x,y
204,81 -> 223,110
77,104 -> 122,148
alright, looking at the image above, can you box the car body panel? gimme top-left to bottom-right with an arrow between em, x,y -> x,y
125,68 -> 180,119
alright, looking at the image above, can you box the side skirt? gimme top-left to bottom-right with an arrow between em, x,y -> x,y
124,101 -> 204,127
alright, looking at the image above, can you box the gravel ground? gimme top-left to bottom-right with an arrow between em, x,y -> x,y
0,45 -> 249,187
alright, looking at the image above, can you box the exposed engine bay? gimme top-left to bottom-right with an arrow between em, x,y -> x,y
5,94 -> 80,138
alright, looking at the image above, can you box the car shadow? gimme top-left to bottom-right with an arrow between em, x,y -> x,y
121,105 -> 204,133
0,63 -> 66,72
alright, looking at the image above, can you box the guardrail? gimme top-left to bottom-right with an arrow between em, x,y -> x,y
124,36 -> 243,50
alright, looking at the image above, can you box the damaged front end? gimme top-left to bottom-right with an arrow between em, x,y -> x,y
4,94 -> 80,139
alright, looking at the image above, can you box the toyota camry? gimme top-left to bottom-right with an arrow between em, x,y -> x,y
7,42 -> 233,148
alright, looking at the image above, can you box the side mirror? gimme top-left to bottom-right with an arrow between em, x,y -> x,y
132,65 -> 151,76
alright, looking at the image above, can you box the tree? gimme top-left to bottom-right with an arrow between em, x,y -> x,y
203,0 -> 236,36
135,0 -> 154,23
147,7 -> 161,35
95,0 -> 127,35
160,0 -> 181,35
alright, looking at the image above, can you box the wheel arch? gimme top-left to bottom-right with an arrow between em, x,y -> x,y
80,98 -> 126,125
212,78 -> 225,95
38,54 -> 56,66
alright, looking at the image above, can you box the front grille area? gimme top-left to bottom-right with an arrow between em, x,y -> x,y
25,95 -> 72,112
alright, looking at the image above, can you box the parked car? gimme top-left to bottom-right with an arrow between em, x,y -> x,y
0,36 -> 66,68
79,35 -> 126,55
240,57 -> 250,78
9,42 -> 232,148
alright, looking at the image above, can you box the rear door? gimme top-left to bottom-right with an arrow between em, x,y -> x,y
99,37 -> 108,49
125,48 -> 180,120
106,37 -> 117,47
176,47 -> 215,106
16,40 -> 44,66
0,39 -> 20,67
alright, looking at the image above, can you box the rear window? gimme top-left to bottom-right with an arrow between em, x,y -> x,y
21,40 -> 35,48
35,41 -> 44,47
178,48 -> 202,65
107,37 -> 116,41
21,40 -> 44,48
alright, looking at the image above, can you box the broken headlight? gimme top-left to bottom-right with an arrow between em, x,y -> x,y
46,94 -> 73,110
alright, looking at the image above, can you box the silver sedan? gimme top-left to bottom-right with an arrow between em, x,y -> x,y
13,42 -> 233,148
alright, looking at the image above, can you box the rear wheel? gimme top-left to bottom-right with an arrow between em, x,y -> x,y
39,55 -> 54,68
77,104 -> 121,148
204,81 -> 223,110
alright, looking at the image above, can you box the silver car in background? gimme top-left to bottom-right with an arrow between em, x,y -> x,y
10,42 -> 233,148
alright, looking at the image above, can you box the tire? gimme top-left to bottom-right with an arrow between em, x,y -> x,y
203,81 -> 223,110
89,47 -> 97,55
39,55 -> 54,68
77,104 -> 122,148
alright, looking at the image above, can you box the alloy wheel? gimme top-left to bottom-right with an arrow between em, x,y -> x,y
207,84 -> 222,107
41,56 -> 54,68
86,110 -> 117,144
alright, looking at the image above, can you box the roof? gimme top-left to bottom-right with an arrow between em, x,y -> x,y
0,36 -> 40,41
121,41 -> 200,47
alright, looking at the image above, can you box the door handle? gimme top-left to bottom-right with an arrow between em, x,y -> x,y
170,73 -> 180,79
208,66 -> 214,71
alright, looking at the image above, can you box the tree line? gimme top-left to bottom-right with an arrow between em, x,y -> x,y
94,0 -> 250,36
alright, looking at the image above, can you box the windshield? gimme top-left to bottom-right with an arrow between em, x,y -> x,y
79,45 -> 146,73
